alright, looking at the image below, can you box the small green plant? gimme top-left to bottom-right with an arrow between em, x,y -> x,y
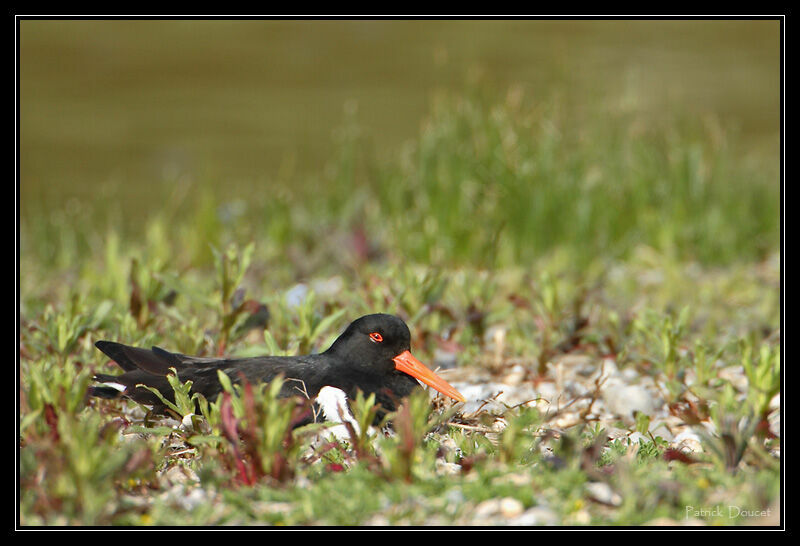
22,357 -> 94,436
212,242 -> 256,354
633,306 -> 692,380
32,299 -> 113,358
379,390 -> 452,483
496,406 -> 542,464
20,352 -> 157,525
688,340 -> 725,393
127,257 -> 172,328
137,369 -> 196,417
342,390 -> 384,460
739,337 -> 780,418
20,410 -> 156,525
699,383 -> 763,474
212,371 -> 313,485
289,291 -> 347,355
134,368 -> 212,437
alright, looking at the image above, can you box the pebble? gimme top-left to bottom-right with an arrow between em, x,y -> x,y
769,411 -> 780,439
501,364 -> 527,385
549,412 -> 582,429
175,488 -> 209,512
563,380 -> 590,399
605,427 -> 631,440
180,413 -> 198,433
533,382 -> 559,404
285,283 -> 309,309
673,429 -> 703,453
768,394 -> 781,438
158,484 -> 209,511
603,384 -> 659,419
160,464 -> 199,485
571,509 -> 592,524
437,435 -> 459,453
458,383 -> 540,415
621,367 -> 640,382
650,422 -> 675,442
596,357 -> 620,382
253,501 -> 294,516
585,482 -> 622,506
718,366 -> 748,391
364,515 -> 390,526
483,325 -> 507,359
509,505 -> 559,526
435,460 -> 462,476
627,432 -> 648,445
473,497 -> 525,520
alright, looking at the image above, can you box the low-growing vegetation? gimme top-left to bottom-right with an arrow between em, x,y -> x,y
19,90 -> 780,526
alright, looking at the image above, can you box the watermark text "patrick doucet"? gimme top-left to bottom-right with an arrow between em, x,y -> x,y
685,505 -> 772,520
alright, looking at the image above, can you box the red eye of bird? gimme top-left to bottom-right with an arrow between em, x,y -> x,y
369,332 -> 383,343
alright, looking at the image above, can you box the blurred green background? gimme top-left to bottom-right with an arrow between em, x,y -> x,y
19,18 -> 781,291
21,20 -> 779,215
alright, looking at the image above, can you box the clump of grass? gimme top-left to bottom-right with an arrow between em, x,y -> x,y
361,93 -> 778,269
20,350 -> 159,525
215,375 -> 312,485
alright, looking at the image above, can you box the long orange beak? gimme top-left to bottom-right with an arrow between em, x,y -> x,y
392,350 -> 466,402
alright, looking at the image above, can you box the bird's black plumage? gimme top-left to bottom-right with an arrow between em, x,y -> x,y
91,314 -> 463,420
